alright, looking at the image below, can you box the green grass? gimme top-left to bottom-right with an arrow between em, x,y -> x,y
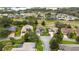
0,27 -> 11,38
61,40 -> 78,44
2,45 -> 14,51
48,20 -> 79,27
2,44 -> 21,51
35,44 -> 43,51
15,27 -> 21,36
0,38 -> 24,51
38,20 -> 79,28
41,32 -> 50,36
35,39 -> 43,51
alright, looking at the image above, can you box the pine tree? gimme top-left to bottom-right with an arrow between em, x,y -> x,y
41,21 -> 45,26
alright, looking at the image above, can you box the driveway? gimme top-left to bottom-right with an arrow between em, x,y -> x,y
40,36 -> 52,51
63,35 -> 76,42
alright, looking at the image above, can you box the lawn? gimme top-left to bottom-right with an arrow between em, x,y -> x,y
0,38 -> 24,51
3,44 -> 21,51
38,20 -> 79,28
35,39 -> 44,51
15,27 -> 22,36
55,20 -> 79,27
61,40 -> 78,44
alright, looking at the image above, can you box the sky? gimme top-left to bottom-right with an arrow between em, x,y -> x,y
0,7 -> 58,11
0,0 -> 79,7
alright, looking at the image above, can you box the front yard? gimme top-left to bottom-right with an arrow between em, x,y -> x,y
61,40 -> 77,44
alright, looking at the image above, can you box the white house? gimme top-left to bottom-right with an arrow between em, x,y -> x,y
21,25 -> 33,36
56,13 -> 78,21
36,26 -> 45,36
48,27 -> 58,37
66,15 -> 78,21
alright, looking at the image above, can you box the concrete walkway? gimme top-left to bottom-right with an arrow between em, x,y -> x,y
40,36 -> 52,51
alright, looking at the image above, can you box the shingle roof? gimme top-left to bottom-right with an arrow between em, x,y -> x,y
61,28 -> 73,34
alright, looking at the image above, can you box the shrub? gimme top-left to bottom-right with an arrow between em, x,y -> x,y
67,32 -> 77,39
41,28 -> 50,36
53,28 -> 63,43
74,26 -> 78,29
15,27 -> 21,36
14,39 -> 24,44
41,21 -> 46,26
2,45 -> 13,51
34,20 -> 38,25
66,24 -> 72,28
49,39 -> 59,51
12,21 -> 22,27
23,31 -> 43,51
23,31 -> 39,42
55,21 -> 66,28
0,40 -> 12,51
35,39 -> 43,51
0,40 -> 12,46
0,30 -> 11,38
10,37 -> 24,45
0,36 -> 24,51
0,16 -> 13,27
2,44 -> 21,51
0,42 -> 4,51
10,37 -> 15,45
76,36 -> 79,42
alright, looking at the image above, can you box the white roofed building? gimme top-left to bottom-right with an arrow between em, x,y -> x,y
21,25 -> 33,36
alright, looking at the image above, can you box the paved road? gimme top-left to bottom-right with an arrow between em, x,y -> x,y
0,36 -> 21,41
0,38 -> 10,41
40,36 -> 52,51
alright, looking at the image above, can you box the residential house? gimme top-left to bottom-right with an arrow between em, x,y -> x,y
7,26 -> 16,38
36,26 -> 45,36
21,25 -> 33,36
61,28 -> 74,39
61,28 -> 73,35
48,27 -> 58,37
76,28 -> 79,36
56,13 -> 78,21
